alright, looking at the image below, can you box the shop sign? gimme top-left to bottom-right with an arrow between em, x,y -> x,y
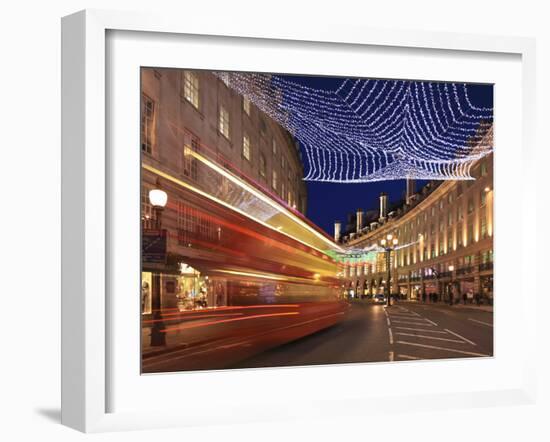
142,229 -> 167,263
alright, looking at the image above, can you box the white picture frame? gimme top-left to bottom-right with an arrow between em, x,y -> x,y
61,9 -> 537,433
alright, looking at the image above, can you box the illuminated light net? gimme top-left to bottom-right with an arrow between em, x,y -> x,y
216,73 -> 493,182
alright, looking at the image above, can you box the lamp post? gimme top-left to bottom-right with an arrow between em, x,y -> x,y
380,234 -> 399,307
149,185 -> 168,347
448,265 -> 455,306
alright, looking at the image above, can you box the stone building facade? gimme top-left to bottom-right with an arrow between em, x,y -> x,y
335,148 -> 494,304
140,68 -> 308,313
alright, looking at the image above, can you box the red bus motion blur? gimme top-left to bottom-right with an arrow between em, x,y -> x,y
141,158 -> 349,373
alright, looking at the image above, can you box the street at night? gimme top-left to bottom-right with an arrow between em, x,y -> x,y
140,68 -> 494,374
234,301 -> 492,368
142,301 -> 492,373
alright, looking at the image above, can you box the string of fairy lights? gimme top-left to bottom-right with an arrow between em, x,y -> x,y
327,240 -> 420,265
216,72 -> 493,183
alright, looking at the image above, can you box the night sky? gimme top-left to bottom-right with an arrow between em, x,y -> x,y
279,74 -> 494,236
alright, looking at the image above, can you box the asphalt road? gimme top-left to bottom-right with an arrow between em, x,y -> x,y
231,301 -> 493,368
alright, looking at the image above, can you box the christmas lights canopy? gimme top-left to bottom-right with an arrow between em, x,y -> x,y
216,73 -> 493,183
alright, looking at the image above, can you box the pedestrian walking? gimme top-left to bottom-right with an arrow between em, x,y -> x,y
463,293 -> 467,305
475,292 -> 480,305
467,291 -> 474,304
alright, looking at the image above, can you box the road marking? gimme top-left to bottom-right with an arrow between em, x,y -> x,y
424,318 -> 438,326
386,317 -> 391,326
391,320 -> 434,326
444,328 -> 477,346
388,327 -> 394,345
395,326 -> 448,334
397,354 -> 420,360
389,351 -> 394,361
388,313 -> 421,319
468,318 -> 493,327
396,341 -> 491,357
395,332 -> 465,343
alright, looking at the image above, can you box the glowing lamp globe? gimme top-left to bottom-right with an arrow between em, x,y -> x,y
149,189 -> 168,208
392,238 -> 398,246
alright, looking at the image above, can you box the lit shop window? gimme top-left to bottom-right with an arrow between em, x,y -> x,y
141,94 -> 155,154
218,105 -> 230,139
183,71 -> 200,109
243,97 -> 251,116
242,134 -> 251,161
141,272 -> 152,314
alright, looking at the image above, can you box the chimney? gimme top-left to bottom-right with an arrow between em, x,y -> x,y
356,209 -> 364,233
406,179 -> 416,204
379,192 -> 388,221
334,221 -> 342,243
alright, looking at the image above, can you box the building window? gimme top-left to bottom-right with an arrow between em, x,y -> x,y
468,197 -> 474,214
281,156 -> 286,170
448,212 -> 453,227
272,170 -> 278,190
219,105 -> 230,139
281,182 -> 285,200
182,136 -> 200,181
242,134 -> 251,161
259,152 -> 266,178
448,193 -> 454,204
457,182 -> 463,197
457,223 -> 463,247
480,161 -> 488,176
141,94 -> 155,154
439,199 -> 444,210
467,221 -> 474,244
272,138 -> 277,156
243,97 -> 251,116
431,206 -> 435,217
447,231 -> 453,251
176,202 -> 217,245
480,209 -> 487,239
183,71 -> 200,109
457,206 -> 463,221
141,188 -> 153,227
480,190 -> 487,207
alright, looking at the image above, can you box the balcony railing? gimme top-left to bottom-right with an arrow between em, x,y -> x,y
456,266 -> 474,276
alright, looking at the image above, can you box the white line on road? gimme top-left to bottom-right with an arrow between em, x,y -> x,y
389,351 -> 394,361
424,318 -> 438,326
388,327 -> 394,345
395,326 -> 448,334
444,328 -> 477,346
386,317 -> 391,326
468,318 -> 493,327
397,354 -> 420,360
395,332 -> 465,343
396,341 -> 491,357
391,320 -> 434,326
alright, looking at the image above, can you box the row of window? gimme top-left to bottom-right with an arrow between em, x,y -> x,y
342,249 -> 493,279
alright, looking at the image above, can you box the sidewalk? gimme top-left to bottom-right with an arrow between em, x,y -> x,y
399,299 -> 493,313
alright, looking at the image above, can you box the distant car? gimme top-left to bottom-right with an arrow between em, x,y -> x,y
373,294 -> 387,304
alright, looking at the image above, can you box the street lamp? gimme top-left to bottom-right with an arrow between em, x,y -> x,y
149,182 -> 168,347
380,233 -> 399,307
448,265 -> 455,306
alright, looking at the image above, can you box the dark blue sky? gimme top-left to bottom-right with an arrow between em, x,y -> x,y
279,74 -> 493,236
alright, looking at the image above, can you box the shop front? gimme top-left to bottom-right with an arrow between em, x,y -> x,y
480,275 -> 493,304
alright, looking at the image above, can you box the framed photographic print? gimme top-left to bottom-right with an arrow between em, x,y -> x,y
61,9 -> 537,432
